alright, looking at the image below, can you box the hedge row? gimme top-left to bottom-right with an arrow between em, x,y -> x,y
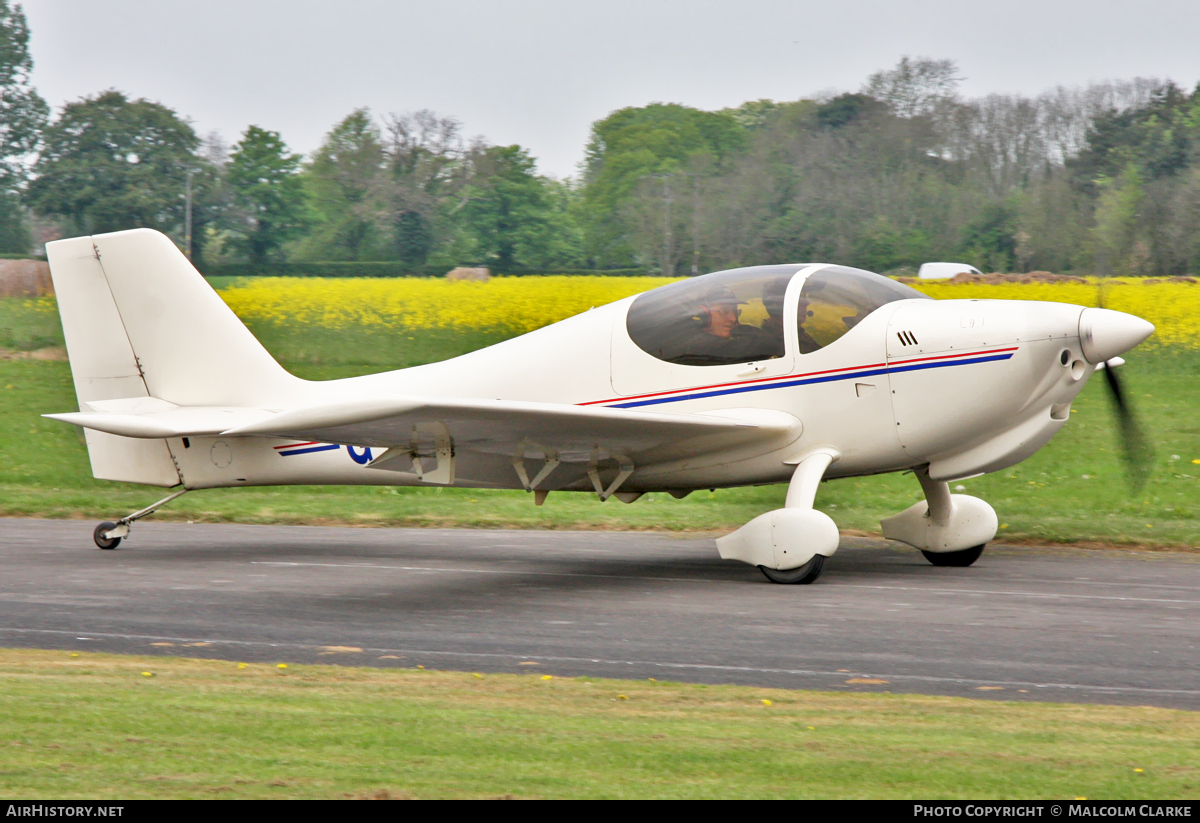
197,262 -> 650,278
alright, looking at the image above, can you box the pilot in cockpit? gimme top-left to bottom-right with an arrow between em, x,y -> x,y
689,286 -> 778,361
698,287 -> 743,338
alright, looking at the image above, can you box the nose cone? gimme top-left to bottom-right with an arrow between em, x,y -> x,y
1079,308 -> 1155,363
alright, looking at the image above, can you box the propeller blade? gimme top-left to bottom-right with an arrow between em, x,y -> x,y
1101,362 -> 1154,492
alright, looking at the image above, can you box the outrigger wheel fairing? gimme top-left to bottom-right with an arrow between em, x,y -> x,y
43,229 -> 1155,585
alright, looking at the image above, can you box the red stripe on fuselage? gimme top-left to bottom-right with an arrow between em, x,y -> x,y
274,441 -> 322,450
580,346 -> 1020,408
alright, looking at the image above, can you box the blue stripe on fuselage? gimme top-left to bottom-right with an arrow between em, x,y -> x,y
277,444 -> 341,456
607,352 -> 1014,409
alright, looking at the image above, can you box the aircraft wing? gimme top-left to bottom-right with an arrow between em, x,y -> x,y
47,395 -> 801,486
220,395 -> 799,466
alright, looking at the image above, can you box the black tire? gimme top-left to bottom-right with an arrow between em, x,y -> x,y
93,522 -> 121,550
921,544 -> 985,567
759,554 -> 825,584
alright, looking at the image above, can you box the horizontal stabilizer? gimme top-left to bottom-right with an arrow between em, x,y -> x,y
44,397 -> 274,439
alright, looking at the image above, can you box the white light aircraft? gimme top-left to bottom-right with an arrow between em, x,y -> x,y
44,230 -> 1155,584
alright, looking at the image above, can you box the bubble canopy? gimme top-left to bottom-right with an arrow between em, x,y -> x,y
625,264 -> 929,366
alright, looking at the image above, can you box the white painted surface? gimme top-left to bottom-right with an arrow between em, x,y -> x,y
44,234 -> 180,486
1079,308 -> 1156,364
43,229 -> 1156,572
881,494 -> 998,553
717,508 -> 840,570
918,262 -> 982,280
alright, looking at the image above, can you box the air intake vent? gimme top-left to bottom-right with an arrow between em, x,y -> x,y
896,331 -> 919,346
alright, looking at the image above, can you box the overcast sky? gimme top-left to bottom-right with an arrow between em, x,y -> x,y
22,0 -> 1200,178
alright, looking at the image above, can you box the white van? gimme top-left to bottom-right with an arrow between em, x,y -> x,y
918,262 -> 982,280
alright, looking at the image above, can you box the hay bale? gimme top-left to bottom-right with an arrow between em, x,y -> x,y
0,259 -> 52,297
946,271 -> 1087,285
445,266 -> 491,282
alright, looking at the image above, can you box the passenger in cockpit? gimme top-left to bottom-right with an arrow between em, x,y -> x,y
761,278 -> 820,355
795,294 -> 822,354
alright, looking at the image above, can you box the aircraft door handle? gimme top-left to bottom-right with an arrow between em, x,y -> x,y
738,363 -> 766,377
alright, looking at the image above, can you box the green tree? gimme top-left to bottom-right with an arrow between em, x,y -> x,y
0,1 -> 48,251
185,132 -> 236,268
28,90 -> 198,235
861,55 -> 961,118
857,217 -> 931,272
720,99 -> 781,130
225,125 -> 307,264
697,96 -> 955,272
815,93 -> 888,129
457,145 -> 581,270
1073,82 -> 1200,185
1071,82 -> 1200,274
581,103 -> 746,267
959,201 -> 1019,271
294,109 -> 384,261
1091,166 -> 1145,275
0,1 -> 45,182
0,193 -> 26,251
380,109 -> 466,268
1013,173 -> 1090,273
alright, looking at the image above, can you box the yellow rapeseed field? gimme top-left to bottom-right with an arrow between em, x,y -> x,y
214,275 -> 1199,347
217,276 -> 679,336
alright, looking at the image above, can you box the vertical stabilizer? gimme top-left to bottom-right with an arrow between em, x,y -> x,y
45,235 -> 180,486
46,228 -> 305,487
88,229 -> 300,406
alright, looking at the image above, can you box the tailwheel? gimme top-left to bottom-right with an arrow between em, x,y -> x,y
921,544 -> 985,567
758,555 -> 825,585
87,489 -> 188,551
93,522 -> 121,550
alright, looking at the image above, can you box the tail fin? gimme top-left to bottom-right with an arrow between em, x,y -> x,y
57,228 -> 298,406
46,228 -> 299,485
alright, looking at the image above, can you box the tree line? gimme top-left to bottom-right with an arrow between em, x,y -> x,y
1,3 -> 1198,276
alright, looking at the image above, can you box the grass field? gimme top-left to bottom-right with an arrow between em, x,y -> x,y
1,648 -> 1195,799
1,289 -> 1198,546
3,284 -> 1198,800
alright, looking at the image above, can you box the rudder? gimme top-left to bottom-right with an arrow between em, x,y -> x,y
46,229 -> 303,486
46,234 -> 179,486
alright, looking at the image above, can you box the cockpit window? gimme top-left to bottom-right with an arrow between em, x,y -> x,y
626,266 -> 801,366
797,265 -> 930,353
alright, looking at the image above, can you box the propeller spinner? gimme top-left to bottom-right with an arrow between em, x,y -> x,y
1079,307 -> 1156,491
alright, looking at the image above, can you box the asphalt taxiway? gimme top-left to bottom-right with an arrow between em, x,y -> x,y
1,519 -> 1196,708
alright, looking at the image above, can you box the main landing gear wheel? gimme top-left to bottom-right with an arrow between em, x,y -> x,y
758,555 -> 825,584
93,522 -> 121,550
921,544 -> 985,567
